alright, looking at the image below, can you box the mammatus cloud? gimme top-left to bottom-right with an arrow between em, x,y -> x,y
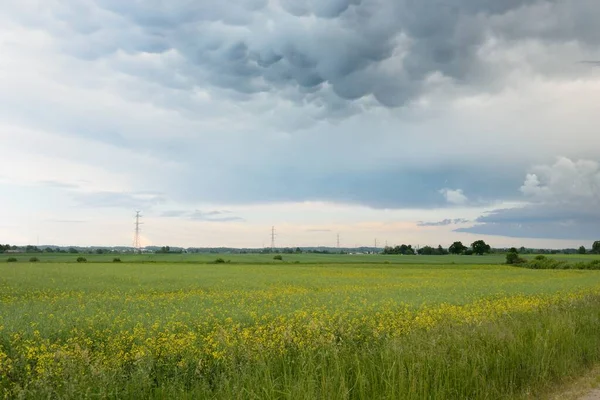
457,157 -> 600,240
439,188 -> 468,205
162,209 -> 245,223
6,0 -> 600,114
418,218 -> 469,227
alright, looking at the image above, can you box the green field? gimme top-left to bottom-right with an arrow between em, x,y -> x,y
5,252 -> 600,264
2,261 -> 600,398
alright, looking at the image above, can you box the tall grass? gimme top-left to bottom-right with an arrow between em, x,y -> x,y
2,263 -> 600,398
2,296 -> 600,399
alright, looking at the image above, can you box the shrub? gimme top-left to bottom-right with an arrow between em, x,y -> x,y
273,255 -> 283,261
215,258 -> 226,264
505,252 -> 525,265
76,257 -> 87,263
534,255 -> 547,261
7,257 -> 17,263
464,249 -> 474,256
29,257 -> 39,263
527,257 -> 568,270
113,258 -> 122,263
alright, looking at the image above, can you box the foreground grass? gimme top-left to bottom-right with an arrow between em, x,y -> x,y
2,263 -> 600,398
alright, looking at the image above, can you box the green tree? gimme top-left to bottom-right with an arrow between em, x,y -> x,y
578,246 -> 587,255
592,241 -> 600,254
418,246 -> 435,255
471,240 -> 491,255
449,241 -> 467,255
506,252 -> 525,265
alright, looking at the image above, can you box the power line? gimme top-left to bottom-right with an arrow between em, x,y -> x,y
133,211 -> 143,253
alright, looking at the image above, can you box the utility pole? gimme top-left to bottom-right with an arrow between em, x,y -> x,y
271,226 -> 276,251
337,233 -> 340,249
133,211 -> 143,253
374,238 -> 378,249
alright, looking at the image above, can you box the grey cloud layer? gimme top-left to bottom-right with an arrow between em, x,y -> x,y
458,158 -> 600,240
161,209 -> 245,222
2,1 -> 600,241
418,218 -> 469,227
13,0 -> 599,111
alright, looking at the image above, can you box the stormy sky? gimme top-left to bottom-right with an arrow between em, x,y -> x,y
1,0 -> 599,248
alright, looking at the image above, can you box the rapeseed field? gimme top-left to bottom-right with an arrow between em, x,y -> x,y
2,262 -> 600,399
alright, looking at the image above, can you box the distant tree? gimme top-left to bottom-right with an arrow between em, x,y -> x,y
506,252 -> 525,265
400,244 -> 415,255
436,245 -> 448,255
592,241 -> 600,254
7,257 -> 17,263
509,247 -> 518,254
44,247 -> 55,253
95,249 -> 105,255
295,247 -> 302,254
449,241 -> 467,255
68,247 -> 79,254
418,246 -> 435,255
25,245 -> 41,253
471,240 -> 491,255
579,246 -> 587,255
273,255 -> 283,261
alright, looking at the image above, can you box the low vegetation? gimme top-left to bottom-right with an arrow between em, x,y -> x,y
2,262 -> 600,398
510,255 -> 600,270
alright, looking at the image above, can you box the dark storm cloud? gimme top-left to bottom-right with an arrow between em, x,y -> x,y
32,0 -> 600,110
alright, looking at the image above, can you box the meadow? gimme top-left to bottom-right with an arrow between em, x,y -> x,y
2,261 -> 600,398
4,252 -> 598,264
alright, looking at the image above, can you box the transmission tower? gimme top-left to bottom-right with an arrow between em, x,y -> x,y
271,226 -> 276,251
337,233 -> 340,249
374,238 -> 378,249
133,211 -> 143,253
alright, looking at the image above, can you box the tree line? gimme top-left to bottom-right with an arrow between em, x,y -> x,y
383,240 -> 492,256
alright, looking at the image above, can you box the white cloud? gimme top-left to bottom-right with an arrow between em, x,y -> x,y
439,188 -> 468,205
520,157 -> 600,204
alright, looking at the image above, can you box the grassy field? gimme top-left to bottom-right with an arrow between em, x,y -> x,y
4,252 -> 600,264
2,262 -> 600,398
